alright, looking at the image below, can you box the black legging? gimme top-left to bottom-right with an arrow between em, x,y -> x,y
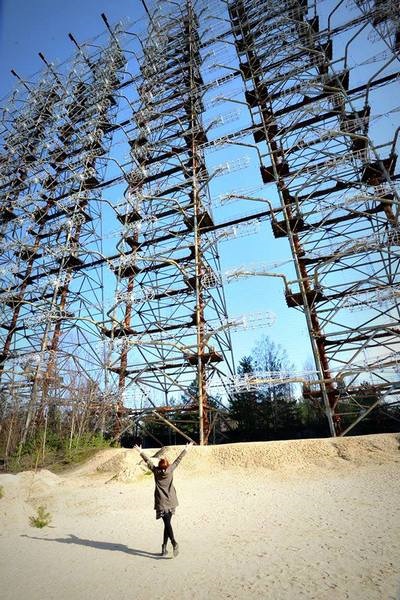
162,513 -> 176,545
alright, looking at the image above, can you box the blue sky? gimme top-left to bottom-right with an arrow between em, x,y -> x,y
0,0 -> 315,377
1,0 -> 396,390
0,0 -> 146,99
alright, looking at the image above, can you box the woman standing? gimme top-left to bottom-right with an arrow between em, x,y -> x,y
134,442 -> 193,557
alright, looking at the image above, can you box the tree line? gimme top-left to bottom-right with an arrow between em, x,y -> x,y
227,336 -> 331,441
1,335 -> 398,469
227,336 -> 399,442
140,335 -> 399,446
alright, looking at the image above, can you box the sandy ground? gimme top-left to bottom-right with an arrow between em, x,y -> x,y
1,433 -> 400,600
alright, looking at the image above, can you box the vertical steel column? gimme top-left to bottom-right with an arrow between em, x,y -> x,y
187,0 -> 209,444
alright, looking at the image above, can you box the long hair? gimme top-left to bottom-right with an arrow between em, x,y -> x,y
158,458 -> 169,471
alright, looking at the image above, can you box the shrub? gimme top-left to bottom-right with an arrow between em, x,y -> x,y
0,485 -> 4,499
29,505 -> 52,528
8,431 -> 111,473
64,433 -> 110,464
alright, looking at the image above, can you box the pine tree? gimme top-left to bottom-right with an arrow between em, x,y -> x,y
229,338 -> 303,440
229,356 -> 266,440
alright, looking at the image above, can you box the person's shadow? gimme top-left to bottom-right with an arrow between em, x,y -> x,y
21,534 -> 166,560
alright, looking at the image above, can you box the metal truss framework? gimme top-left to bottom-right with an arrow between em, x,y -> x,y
0,0 -> 399,444
225,0 -> 400,434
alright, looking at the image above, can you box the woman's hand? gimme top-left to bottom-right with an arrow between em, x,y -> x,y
133,444 -> 142,453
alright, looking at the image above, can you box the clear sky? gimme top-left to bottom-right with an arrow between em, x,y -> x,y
0,0 -> 146,99
1,0 -> 396,388
0,0 -> 316,377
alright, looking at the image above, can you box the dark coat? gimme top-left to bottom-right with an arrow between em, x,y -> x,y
140,449 -> 187,512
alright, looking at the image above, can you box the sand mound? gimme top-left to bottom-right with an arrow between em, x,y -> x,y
70,433 -> 399,483
97,450 -> 148,483
204,433 -> 400,472
64,448 -> 127,477
0,469 -> 62,531
1,433 -> 397,488
19,469 -> 61,485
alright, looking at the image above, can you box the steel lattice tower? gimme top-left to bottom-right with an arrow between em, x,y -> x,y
0,36 -> 125,444
0,0 -> 399,445
225,0 -> 399,434
104,4 -> 235,444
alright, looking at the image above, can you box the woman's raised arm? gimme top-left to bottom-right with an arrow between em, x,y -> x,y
171,442 -> 194,471
134,444 -> 155,472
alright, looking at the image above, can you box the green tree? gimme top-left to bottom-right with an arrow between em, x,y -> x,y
229,356 -> 266,440
252,336 -> 294,402
229,337 -> 302,440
